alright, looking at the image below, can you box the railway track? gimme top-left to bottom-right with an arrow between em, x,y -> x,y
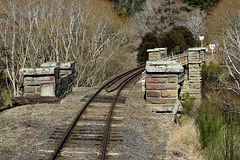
49,66 -> 145,160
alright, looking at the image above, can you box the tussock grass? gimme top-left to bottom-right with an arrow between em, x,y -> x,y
196,109 -> 240,160
169,116 -> 205,160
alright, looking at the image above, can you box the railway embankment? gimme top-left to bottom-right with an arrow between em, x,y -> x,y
1,82 -> 200,160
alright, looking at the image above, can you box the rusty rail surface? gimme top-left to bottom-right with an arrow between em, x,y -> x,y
49,66 -> 145,160
101,69 -> 143,160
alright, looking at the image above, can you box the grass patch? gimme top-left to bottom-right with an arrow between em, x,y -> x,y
180,92 -> 195,115
196,108 -> 240,160
169,115 -> 205,159
2,90 -> 12,106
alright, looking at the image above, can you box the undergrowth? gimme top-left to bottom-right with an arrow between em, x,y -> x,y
179,92 -> 195,115
198,61 -> 240,160
197,108 -> 240,160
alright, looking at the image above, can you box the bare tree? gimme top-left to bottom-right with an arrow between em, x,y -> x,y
181,12 -> 206,40
132,0 -> 153,34
217,14 -> 240,95
0,0 -> 133,96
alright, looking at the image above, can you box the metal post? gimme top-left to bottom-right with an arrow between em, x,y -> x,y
199,36 -> 204,48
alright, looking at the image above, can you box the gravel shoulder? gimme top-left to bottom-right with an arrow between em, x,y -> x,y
0,84 -> 199,160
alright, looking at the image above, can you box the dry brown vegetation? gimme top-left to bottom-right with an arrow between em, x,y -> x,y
0,0 -> 136,96
205,0 -> 240,111
133,0 -> 205,36
205,0 -> 240,39
168,116 -> 205,160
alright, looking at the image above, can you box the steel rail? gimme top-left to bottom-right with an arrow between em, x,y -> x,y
101,68 -> 144,160
106,65 -> 145,92
49,66 -> 145,160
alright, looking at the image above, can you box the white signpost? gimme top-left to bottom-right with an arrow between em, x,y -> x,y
199,36 -> 204,47
209,44 -> 216,54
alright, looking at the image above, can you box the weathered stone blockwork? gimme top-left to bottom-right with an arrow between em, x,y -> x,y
145,61 -> 184,112
55,63 -> 75,99
147,48 -> 167,61
20,62 -> 75,99
145,47 -> 206,112
187,48 -> 206,104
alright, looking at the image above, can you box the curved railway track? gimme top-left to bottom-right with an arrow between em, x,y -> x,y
49,66 -> 145,160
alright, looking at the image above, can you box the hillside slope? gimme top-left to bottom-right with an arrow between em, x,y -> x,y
133,0 -> 205,36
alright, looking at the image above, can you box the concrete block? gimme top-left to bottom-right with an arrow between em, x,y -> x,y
168,77 -> 177,83
146,104 -> 175,112
146,61 -> 184,73
189,64 -> 200,69
24,77 -> 40,86
147,48 -> 167,52
60,70 -> 71,76
189,59 -> 200,63
189,83 -> 201,89
189,73 -> 200,77
161,90 -> 171,97
147,74 -> 177,78
146,91 -> 160,97
161,90 -> 178,98
38,76 -> 55,81
189,79 -> 202,83
147,97 -> 177,104
24,86 -> 36,93
146,77 -> 167,83
39,76 -> 55,84
24,93 -> 41,97
188,61 -> 202,64
146,83 -> 178,90
188,69 -> 200,72
188,56 -> 199,59
20,67 -> 59,76
59,61 -> 75,69
40,83 -> 55,96
149,52 -> 159,56
41,62 -> 60,67
40,80 -> 55,84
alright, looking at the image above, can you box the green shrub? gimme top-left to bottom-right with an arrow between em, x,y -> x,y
179,92 -> 195,115
197,109 -> 240,160
180,6 -> 192,12
110,0 -> 146,16
183,0 -> 220,11
2,90 -> 11,106
197,109 -> 224,149
137,33 -> 159,64
158,26 -> 195,55
201,61 -> 223,88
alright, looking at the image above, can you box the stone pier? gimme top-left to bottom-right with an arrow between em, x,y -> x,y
145,61 -> 184,112
20,62 -> 75,99
147,48 -> 167,61
187,48 -> 206,104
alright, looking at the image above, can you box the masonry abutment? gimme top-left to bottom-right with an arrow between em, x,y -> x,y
145,47 -> 206,112
147,48 -> 167,61
145,60 -> 184,112
20,62 -> 75,99
187,47 -> 206,104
